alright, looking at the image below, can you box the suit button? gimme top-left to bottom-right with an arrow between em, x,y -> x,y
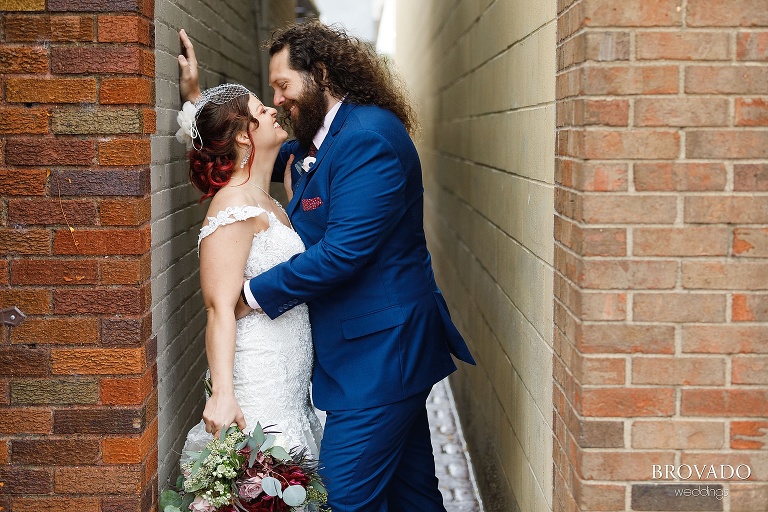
278,306 -> 285,312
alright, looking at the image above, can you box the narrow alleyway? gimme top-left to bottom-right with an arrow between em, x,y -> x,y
429,379 -> 485,512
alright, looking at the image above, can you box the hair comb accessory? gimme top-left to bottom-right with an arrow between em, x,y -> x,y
175,83 -> 253,150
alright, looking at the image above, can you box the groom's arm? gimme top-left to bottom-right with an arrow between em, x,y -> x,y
246,128 -> 407,318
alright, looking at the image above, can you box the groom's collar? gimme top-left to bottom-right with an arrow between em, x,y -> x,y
312,96 -> 345,150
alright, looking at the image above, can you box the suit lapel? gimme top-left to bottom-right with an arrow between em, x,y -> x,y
287,102 -> 357,219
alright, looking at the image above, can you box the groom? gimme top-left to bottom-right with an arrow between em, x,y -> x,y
180,21 -> 474,512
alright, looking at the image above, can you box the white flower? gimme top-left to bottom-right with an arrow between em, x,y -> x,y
175,101 -> 198,149
302,156 -> 316,173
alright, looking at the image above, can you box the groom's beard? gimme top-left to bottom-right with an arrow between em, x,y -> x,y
280,77 -> 327,149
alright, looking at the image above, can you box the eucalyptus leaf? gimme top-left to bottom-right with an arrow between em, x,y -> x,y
236,438 -> 249,450
163,506 -> 182,512
181,492 -> 195,510
269,445 -> 291,461
309,479 -> 327,494
282,485 -> 307,507
159,490 -> 182,509
248,447 -> 259,468
261,476 -> 283,497
189,448 -> 211,476
253,422 -> 266,445
261,434 -> 275,451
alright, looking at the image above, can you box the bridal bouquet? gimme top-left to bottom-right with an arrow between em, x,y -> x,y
160,423 -> 329,512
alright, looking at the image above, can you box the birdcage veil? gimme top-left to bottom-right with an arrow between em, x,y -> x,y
176,83 -> 254,150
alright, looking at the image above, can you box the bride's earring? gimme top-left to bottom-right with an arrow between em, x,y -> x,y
240,146 -> 252,168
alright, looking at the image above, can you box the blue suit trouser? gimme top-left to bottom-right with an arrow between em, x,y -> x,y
319,389 -> 446,512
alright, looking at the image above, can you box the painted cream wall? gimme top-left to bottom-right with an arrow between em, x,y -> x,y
396,1 -> 556,510
152,0 -> 295,487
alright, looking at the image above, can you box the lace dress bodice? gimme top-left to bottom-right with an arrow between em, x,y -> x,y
182,205 -> 322,463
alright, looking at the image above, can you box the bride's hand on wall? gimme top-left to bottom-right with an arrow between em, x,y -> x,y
178,29 -> 201,103
203,390 -> 246,439
283,154 -> 294,202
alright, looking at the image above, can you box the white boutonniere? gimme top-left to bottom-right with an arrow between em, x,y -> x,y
302,156 -> 316,173
175,101 -> 198,149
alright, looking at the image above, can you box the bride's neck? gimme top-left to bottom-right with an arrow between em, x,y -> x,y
229,154 -> 275,192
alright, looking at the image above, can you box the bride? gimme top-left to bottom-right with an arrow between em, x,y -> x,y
177,84 -> 322,461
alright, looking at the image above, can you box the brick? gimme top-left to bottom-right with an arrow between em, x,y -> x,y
102,418 -> 157,463
49,0 -> 141,11
0,168 -> 48,195
101,197 -> 151,226
51,346 -> 146,375
11,377 -> 99,404
579,451 -> 675,480
685,196 -> 768,223
688,0 -> 768,27
634,162 -> 727,191
5,77 -> 98,103
731,421 -> 768,449
564,161 -> 629,191
53,407 -> 145,434
575,482 -> 626,511
555,216 -> 626,255
634,227 -> 730,256
51,46 -> 144,74
730,483 -> 768,512
577,356 -> 625,385
0,107 -> 49,134
637,31 -> 731,60
735,98 -> 768,126
0,467 -> 53,494
0,228 -> 50,254
54,227 -> 150,255
0,46 -> 48,73
583,65 -> 679,95
0,347 -> 49,376
580,99 -> 629,126
581,292 -> 627,320
102,316 -> 151,346
54,465 -> 143,494
577,420 -> 625,448
0,440 -> 7,464
735,163 -> 768,191
579,324 -> 675,354
733,293 -> 768,321
582,387 -> 675,417
732,355 -> 768,384
585,31 -> 630,61
633,293 -> 726,323
6,137 -> 94,166
101,256 -> 151,285
11,498 -> 100,512
51,168 -> 150,196
686,65 -> 768,94
0,261 -> 7,286
580,260 -> 678,289
10,317 -> 99,345
688,129 -> 768,158
585,0 -> 682,27
12,257 -> 100,285
582,194 -> 677,223
100,77 -> 153,104
0,407 -> 51,433
635,97 -> 729,126
682,452 -> 768,480
0,0 -> 45,9
101,369 -> 154,405
684,325 -> 768,353
0,289 -> 51,314
632,356 -> 726,385
142,108 -> 156,133
98,15 -> 151,44
584,130 -> 679,159
8,198 -> 97,226
5,14 -> 94,41
52,109 -> 143,135
737,31 -> 768,60
632,420 -> 725,449
733,228 -> 768,257
98,139 -> 151,166
682,389 -> 768,416
12,438 -> 100,464
632,484 -> 724,511
682,261 -> 768,290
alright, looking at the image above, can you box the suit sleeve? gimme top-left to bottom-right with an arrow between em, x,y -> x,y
271,140 -> 301,183
249,129 -> 406,318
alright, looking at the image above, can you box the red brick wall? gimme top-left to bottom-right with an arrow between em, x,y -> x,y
0,1 -> 157,511
555,0 -> 768,510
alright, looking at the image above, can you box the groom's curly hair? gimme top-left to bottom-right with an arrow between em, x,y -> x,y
266,20 -> 418,136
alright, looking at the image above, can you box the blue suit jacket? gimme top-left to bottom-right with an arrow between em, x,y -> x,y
249,102 -> 474,411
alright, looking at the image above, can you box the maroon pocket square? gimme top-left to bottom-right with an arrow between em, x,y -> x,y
302,197 -> 324,211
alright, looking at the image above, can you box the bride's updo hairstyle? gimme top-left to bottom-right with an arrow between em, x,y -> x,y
186,86 -> 259,202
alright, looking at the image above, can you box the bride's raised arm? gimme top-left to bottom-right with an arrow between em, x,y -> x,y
198,217 -> 255,439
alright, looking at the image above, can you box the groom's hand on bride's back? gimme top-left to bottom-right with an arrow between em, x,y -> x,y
178,29 -> 201,103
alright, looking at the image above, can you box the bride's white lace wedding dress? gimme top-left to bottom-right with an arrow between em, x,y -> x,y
181,204 -> 323,463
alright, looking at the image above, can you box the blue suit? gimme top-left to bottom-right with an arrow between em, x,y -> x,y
249,102 -> 474,511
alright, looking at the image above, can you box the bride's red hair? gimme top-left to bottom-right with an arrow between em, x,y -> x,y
188,95 -> 258,202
